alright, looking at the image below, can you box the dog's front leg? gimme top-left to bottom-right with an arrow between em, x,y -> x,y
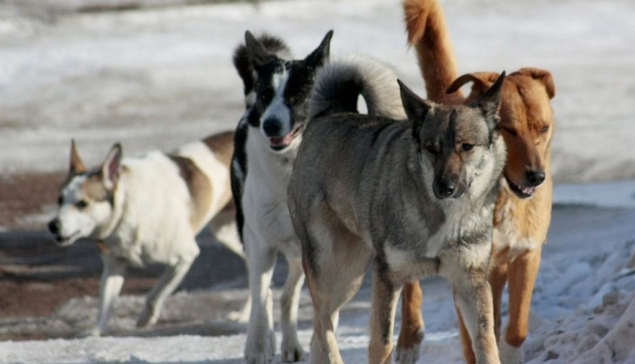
395,281 -> 425,364
451,266 -> 500,364
243,226 -> 277,364
137,253 -> 196,328
280,255 -> 306,362
500,248 -> 541,364
369,263 -> 402,364
93,254 -> 126,336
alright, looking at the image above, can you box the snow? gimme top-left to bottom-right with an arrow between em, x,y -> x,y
1,0 -> 635,363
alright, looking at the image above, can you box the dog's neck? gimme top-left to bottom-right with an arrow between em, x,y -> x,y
96,180 -> 126,241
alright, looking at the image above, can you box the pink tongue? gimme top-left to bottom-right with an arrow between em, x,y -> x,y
271,133 -> 293,146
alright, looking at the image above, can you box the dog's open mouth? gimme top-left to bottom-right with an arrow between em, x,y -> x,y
504,174 -> 536,199
269,124 -> 304,151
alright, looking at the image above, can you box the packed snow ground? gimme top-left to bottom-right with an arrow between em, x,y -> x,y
1,0 -> 635,363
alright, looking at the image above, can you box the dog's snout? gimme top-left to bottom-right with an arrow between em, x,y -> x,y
48,219 -> 60,235
434,179 -> 456,199
526,169 -> 546,187
262,118 -> 283,137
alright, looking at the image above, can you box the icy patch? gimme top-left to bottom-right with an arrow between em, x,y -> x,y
554,180 -> 635,209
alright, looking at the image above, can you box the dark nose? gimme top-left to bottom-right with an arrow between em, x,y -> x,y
434,179 -> 456,198
262,118 -> 282,137
48,219 -> 60,235
526,169 -> 546,186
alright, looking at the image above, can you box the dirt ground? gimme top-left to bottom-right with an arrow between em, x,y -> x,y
0,171 -> 253,341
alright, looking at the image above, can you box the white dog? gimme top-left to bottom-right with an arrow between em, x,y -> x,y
48,132 -> 243,335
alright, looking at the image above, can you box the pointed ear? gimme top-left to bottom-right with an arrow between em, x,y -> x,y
517,67 -> 555,99
474,71 -> 506,129
304,30 -> 333,69
245,31 -> 272,67
70,139 -> 87,174
398,79 -> 433,137
446,72 -> 500,100
101,143 -> 122,190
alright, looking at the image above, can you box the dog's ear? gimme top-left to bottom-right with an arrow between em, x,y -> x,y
398,79 -> 433,137
474,71 -> 506,130
517,67 -> 555,99
304,30 -> 333,70
245,31 -> 273,68
101,143 -> 122,191
447,72 -> 500,100
70,139 -> 87,174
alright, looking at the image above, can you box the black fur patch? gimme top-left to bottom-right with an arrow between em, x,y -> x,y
230,118 -> 249,241
233,34 -> 290,97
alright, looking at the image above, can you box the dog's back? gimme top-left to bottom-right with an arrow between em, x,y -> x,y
109,131 -> 234,263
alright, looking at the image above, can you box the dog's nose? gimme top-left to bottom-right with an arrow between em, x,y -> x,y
48,219 -> 60,235
526,169 -> 546,187
262,118 -> 283,137
434,180 -> 456,198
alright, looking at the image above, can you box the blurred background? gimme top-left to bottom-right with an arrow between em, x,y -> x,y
0,0 -> 634,362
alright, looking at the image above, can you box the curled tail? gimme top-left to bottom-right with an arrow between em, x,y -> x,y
403,0 -> 464,104
232,34 -> 291,105
309,55 -> 407,120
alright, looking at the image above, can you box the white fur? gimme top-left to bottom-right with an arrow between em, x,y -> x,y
499,334 -> 524,364
242,126 -> 305,363
260,70 -> 292,138
54,138 -> 237,336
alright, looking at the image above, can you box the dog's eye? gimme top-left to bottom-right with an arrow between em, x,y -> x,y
540,126 -> 550,134
75,200 -> 89,209
461,144 -> 474,152
57,196 -> 64,206
425,145 -> 438,155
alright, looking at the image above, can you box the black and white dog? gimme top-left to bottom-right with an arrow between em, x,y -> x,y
230,30 -> 333,363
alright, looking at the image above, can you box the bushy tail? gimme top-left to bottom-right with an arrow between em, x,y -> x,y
309,55 -> 407,120
232,34 -> 291,102
403,0 -> 464,104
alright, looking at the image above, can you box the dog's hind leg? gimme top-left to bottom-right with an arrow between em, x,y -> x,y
395,281 -> 425,364
244,225 -> 277,364
280,255 -> 305,362
450,266 -> 500,364
500,248 -> 541,364
137,251 -> 197,328
92,255 -> 127,336
369,262 -> 402,364
302,217 -> 372,364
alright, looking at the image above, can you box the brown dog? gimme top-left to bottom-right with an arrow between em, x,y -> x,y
398,1 -> 555,363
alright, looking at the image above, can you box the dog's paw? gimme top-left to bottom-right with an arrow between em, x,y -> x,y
499,338 -> 523,364
281,339 -> 305,362
136,305 -> 159,328
245,329 -> 276,364
227,301 -> 251,323
395,327 -> 424,364
394,345 -> 420,364
76,327 -> 102,338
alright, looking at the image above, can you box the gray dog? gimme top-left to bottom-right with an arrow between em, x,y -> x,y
288,56 -> 506,364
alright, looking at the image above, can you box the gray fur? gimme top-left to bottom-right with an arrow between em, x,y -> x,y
309,55 -> 407,120
288,57 -> 507,364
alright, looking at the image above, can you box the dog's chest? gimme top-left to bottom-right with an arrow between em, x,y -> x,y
242,135 -> 297,246
493,193 -> 541,257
